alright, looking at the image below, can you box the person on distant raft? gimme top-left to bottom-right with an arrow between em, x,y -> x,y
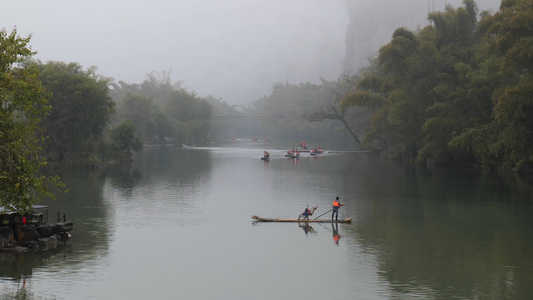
301,207 -> 311,220
264,151 -> 270,158
332,197 -> 344,221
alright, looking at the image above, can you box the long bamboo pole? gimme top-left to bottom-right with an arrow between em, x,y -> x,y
314,208 -> 333,220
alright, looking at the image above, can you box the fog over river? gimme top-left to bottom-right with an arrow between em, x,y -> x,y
3,0 -> 501,105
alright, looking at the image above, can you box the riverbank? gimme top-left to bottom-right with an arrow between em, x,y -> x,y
0,208 -> 73,252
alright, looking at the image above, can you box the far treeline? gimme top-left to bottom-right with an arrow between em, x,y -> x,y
0,0 -> 532,212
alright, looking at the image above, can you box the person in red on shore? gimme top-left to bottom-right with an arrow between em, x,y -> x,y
332,197 -> 343,221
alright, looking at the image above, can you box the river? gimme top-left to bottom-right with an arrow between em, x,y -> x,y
1,143 -> 533,299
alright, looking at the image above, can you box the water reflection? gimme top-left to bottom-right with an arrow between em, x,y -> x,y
332,223 -> 341,246
343,162 -> 533,299
0,168 -> 112,300
129,146 -> 213,186
1,279 -> 39,299
101,164 -> 143,190
0,245 -> 73,280
0,147 -> 532,299
1,148 -> 215,298
299,223 -> 316,237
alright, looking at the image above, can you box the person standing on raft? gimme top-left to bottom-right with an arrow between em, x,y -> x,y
332,197 -> 344,221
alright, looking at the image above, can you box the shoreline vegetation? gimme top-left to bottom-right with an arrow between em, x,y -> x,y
1,0 -> 532,215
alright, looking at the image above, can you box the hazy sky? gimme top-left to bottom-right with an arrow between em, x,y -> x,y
344,0 -> 502,72
3,0 -> 348,104
3,0 -> 502,105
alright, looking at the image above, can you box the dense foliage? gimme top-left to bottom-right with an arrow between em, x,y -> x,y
110,71 -> 235,146
341,0 -> 533,174
0,30 -> 64,212
36,61 -> 116,167
3,0 -> 533,188
108,120 -> 143,163
238,79 -> 368,148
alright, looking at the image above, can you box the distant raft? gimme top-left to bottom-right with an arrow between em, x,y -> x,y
251,215 -> 351,223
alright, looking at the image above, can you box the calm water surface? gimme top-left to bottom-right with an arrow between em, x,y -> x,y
1,145 -> 533,299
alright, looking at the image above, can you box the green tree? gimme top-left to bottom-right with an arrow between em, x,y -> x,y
112,71 -> 196,145
165,89 -> 212,145
304,75 -> 366,146
341,1 -> 495,164
109,121 -> 143,163
204,95 -> 242,141
117,93 -> 154,141
243,79 -> 362,148
151,106 -> 176,143
36,61 -> 115,167
342,26 -> 430,160
109,70 -> 181,107
0,29 -> 63,212
340,0 -> 533,175
449,0 -> 533,174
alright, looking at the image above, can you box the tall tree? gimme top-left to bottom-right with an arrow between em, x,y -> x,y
204,95 -> 242,141
165,89 -> 212,145
478,0 -> 533,173
339,0 -> 533,174
0,29 -> 63,212
36,61 -> 115,167
304,75 -> 364,146
117,93 -> 154,141
341,1 -> 497,165
108,121 -> 143,163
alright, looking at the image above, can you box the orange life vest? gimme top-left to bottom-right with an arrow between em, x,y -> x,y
333,200 -> 340,207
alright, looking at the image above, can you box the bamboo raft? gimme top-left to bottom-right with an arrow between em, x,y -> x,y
252,215 -> 351,223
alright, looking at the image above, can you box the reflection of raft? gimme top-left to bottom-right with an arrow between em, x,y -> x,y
252,215 -> 351,223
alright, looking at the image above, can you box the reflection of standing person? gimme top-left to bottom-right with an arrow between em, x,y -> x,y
332,197 -> 343,221
332,223 -> 340,245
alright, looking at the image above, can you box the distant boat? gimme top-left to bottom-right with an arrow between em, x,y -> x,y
284,150 -> 300,158
262,151 -> 270,161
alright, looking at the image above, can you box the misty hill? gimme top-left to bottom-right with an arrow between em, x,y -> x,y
343,0 -> 501,73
